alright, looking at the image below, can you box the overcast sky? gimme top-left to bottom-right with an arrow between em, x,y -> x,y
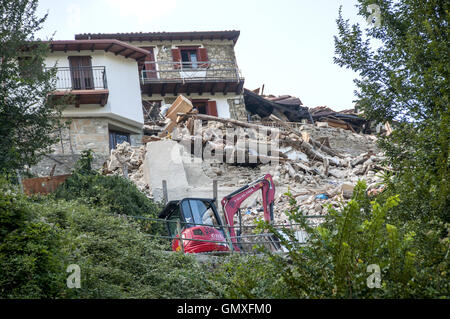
36,0 -> 369,110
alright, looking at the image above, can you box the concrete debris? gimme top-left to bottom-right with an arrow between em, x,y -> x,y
104,95 -> 389,226
103,142 -> 150,196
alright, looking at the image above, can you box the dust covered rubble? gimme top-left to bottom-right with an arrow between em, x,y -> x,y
103,142 -> 151,197
103,116 -> 388,225
168,116 -> 387,225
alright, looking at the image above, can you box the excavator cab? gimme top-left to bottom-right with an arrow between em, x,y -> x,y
158,198 -> 231,253
158,174 -> 281,254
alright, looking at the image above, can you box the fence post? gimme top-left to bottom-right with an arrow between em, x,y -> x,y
223,225 -> 234,253
162,180 -> 168,205
213,179 -> 218,208
176,220 -> 185,254
122,163 -> 129,179
16,169 -> 24,194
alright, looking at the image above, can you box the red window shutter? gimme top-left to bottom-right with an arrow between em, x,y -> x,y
171,48 -> 181,69
206,101 -> 218,117
141,47 -> 157,78
197,48 -> 209,68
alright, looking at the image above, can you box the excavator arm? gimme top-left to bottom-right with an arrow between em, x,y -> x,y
220,174 -> 276,250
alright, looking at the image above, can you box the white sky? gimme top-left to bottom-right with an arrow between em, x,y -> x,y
36,0 -> 369,111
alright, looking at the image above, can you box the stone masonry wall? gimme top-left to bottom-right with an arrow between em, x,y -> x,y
227,97 -> 248,121
30,118 -> 111,176
154,42 -> 239,80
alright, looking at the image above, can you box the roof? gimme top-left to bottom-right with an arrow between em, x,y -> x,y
48,39 -> 150,61
75,30 -> 241,45
265,95 -> 303,107
243,89 -> 312,122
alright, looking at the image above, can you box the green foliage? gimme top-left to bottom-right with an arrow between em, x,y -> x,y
0,0 -> 65,173
334,0 -> 449,222
0,178 -> 67,298
211,254 -> 285,299
215,182 -> 449,298
0,178 -> 218,298
54,150 -> 161,220
34,199 -> 216,299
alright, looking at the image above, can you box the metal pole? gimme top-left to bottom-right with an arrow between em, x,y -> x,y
223,224 -> 235,253
176,220 -> 185,254
162,180 -> 168,205
213,179 -> 218,208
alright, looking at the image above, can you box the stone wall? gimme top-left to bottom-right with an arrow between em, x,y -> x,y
31,117 -> 112,176
227,97 -> 248,122
56,118 -> 110,156
154,42 -> 239,80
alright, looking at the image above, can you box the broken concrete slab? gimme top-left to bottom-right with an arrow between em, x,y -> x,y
142,140 -> 190,202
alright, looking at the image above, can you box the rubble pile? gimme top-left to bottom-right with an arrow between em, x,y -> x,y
178,118 -> 386,224
104,94 -> 389,227
104,142 -> 150,196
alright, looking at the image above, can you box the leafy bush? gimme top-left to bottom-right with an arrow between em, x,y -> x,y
0,178 -> 68,298
214,181 -> 449,298
54,150 -> 161,219
34,198 -> 217,299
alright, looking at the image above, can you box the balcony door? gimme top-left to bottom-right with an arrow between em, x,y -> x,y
68,56 -> 94,90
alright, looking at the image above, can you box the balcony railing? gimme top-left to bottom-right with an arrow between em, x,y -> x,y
52,66 -> 108,90
141,60 -> 242,83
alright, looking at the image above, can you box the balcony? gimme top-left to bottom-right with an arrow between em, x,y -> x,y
49,66 -> 109,107
140,60 -> 244,96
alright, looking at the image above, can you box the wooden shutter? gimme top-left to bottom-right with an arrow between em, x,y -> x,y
206,101 -> 218,117
141,47 -> 157,78
171,48 -> 181,69
197,48 -> 209,68
68,56 -> 93,90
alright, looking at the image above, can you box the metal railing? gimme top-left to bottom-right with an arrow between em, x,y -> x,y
140,60 -> 242,83
51,66 -> 108,90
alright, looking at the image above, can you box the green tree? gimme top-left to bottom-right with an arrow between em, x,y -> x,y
216,185 -> 449,298
334,0 -> 449,221
0,0 -> 63,173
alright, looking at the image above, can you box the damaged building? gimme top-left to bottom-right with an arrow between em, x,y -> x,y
30,29 -> 375,183
75,30 -> 248,122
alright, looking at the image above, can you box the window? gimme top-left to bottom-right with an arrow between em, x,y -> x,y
109,130 -> 130,150
181,199 -> 220,227
192,101 -> 207,115
172,47 -> 208,69
68,56 -> 94,90
192,100 -> 218,117
180,49 -> 198,69
167,207 -> 182,237
140,46 -> 157,79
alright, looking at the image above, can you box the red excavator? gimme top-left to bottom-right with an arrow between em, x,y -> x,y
158,174 -> 280,253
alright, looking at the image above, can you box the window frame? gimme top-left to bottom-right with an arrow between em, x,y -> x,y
109,130 -> 131,150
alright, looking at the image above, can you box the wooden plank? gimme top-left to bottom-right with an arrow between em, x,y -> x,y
165,95 -> 193,122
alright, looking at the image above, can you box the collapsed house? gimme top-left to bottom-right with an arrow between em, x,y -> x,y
25,29 -> 388,227
105,95 -> 388,225
243,89 -> 371,134
30,30 -> 250,177
309,106 -> 371,133
243,88 -> 313,123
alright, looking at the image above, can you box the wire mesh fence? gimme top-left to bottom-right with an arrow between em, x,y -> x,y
125,214 -> 326,255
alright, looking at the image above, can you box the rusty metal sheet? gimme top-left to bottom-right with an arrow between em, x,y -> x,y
22,174 -> 71,195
